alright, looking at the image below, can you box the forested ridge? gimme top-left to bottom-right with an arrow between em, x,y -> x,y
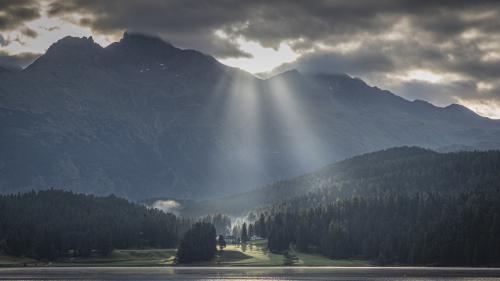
263,147 -> 500,200
182,147 -> 500,216
0,190 -> 189,260
2,148 -> 500,266
251,191 -> 500,266
242,148 -> 500,266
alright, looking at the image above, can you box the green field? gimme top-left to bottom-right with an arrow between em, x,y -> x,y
190,240 -> 370,267
0,240 -> 370,267
0,254 -> 39,267
292,251 -> 370,266
0,249 -> 177,267
211,241 -> 285,266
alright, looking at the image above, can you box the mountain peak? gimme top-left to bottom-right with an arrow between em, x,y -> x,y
23,36 -> 102,71
117,32 -> 174,50
45,36 -> 102,55
102,32 -> 178,63
445,103 -> 479,117
28,36 -> 102,68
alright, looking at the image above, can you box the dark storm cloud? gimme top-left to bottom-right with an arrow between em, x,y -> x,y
268,48 -> 396,78
391,80 -> 479,106
47,0 -> 263,58
46,0 -> 401,51
0,0 -> 40,31
20,27 -> 37,38
24,0 -> 500,114
280,37 -> 500,107
45,0 -> 500,61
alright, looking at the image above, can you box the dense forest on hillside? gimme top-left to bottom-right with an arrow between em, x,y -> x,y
252,191 -> 500,266
182,147 -> 500,216
201,214 -> 232,235
0,190 -> 190,260
2,148 -> 500,266
181,147 -> 500,216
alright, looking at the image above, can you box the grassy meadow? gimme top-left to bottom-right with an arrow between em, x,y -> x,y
0,240 -> 369,267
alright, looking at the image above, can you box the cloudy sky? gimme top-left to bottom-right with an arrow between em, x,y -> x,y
1,0 -> 500,118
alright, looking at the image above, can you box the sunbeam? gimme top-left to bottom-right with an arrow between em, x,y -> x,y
206,70 -> 268,192
266,73 -> 330,174
2,1 -> 500,272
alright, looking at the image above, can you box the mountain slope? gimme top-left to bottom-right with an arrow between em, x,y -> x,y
178,147 -> 500,216
1,33 -> 500,199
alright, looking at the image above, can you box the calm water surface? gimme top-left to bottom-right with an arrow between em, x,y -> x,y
1,267 -> 500,280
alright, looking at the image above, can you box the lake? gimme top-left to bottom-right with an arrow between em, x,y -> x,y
1,267 -> 500,280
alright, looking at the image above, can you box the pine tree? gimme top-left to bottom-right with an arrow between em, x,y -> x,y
176,222 -> 216,263
241,223 -> 249,243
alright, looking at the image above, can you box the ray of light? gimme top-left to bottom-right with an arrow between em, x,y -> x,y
267,74 -> 329,173
206,70 -> 267,191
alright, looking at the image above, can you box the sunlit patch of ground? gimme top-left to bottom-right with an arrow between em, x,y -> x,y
213,242 -> 284,266
291,250 -> 370,266
210,240 -> 370,267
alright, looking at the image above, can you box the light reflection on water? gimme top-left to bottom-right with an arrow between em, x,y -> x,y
0,267 -> 500,280
132,278 -> 498,281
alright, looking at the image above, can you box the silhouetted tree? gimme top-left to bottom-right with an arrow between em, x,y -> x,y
217,235 -> 226,251
176,222 -> 216,263
256,214 -> 267,238
241,223 -> 249,243
248,223 -> 255,238
202,214 -> 232,234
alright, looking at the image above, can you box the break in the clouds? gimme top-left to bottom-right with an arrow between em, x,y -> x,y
1,0 -> 500,118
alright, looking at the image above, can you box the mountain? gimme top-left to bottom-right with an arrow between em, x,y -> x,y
177,147 -> 500,216
0,65 -> 14,75
1,33 -> 500,200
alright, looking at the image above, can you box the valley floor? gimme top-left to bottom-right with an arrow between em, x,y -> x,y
0,240 -> 369,267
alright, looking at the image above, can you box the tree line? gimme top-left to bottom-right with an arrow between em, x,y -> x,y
201,214 -> 231,235
181,148 -> 500,217
0,190 -> 193,260
251,191 -> 500,266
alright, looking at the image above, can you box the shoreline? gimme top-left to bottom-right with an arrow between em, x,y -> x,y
2,266 -> 500,279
